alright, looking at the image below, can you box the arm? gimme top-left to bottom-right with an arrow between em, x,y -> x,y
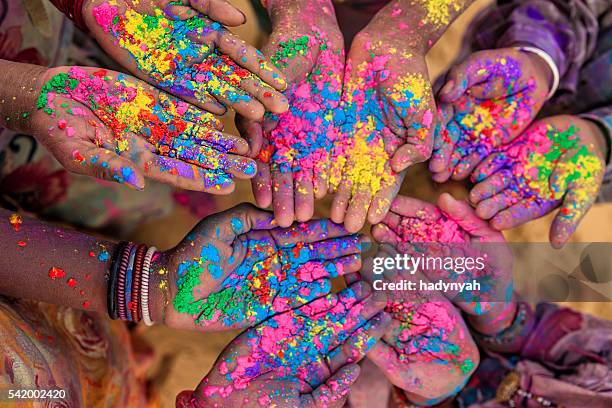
469,0 -> 609,94
0,60 -> 46,134
0,207 -> 116,312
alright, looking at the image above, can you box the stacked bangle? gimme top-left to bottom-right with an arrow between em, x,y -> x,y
108,242 -> 158,324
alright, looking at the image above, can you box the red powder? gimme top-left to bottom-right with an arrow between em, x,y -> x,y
67,278 -> 77,287
48,267 -> 66,280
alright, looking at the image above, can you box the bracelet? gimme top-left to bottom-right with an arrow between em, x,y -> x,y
131,245 -> 146,322
107,242 -> 125,320
117,243 -> 134,320
124,245 -> 138,322
515,46 -> 560,99
141,247 -> 157,326
475,301 -> 534,352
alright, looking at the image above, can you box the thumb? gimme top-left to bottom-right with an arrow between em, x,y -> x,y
62,144 -> 145,190
437,193 -> 503,241
304,364 -> 361,408
188,0 -> 247,27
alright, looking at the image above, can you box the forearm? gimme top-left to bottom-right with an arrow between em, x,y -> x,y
0,59 -> 47,134
0,207 -> 116,312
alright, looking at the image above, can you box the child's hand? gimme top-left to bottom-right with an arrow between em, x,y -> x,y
33,66 -> 254,192
353,246 -> 478,405
470,116 -> 606,248
372,194 -> 515,330
329,2 -> 436,233
431,48 -> 552,182
152,203 -> 367,331
82,0 -> 288,120
175,281 -> 390,407
236,0 -> 345,227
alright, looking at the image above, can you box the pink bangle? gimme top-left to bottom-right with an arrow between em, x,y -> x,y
141,247 -> 157,326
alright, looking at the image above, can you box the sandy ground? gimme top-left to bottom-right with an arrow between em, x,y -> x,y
130,1 -> 612,405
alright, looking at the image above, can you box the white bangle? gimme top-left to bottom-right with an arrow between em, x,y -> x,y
515,46 -> 560,100
141,246 -> 157,326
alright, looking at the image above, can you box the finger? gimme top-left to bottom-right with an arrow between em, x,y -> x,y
391,111 -> 435,173
65,144 -> 145,190
470,152 -> 508,183
252,160 -> 273,207
371,223 -> 401,245
272,166 -> 295,227
469,170 -> 512,203
344,186 -> 372,233
366,339 -> 397,370
490,199 -> 556,231
200,202 -> 276,241
328,312 -> 392,371
186,125 -> 249,155
271,218 -> 354,246
170,144 -> 256,177
196,27 -> 287,91
235,115 -> 263,157
550,185 -> 598,249
303,364 -> 361,408
295,171 -> 315,222
145,154 -> 235,192
302,235 -> 362,262
452,150 -> 485,180
330,181 -> 352,225
438,193 -> 505,241
298,255 -> 362,281
474,188 -> 520,220
438,54 -> 492,102
188,0 -> 247,27
235,76 -> 289,114
313,163 -> 329,199
367,172 -> 405,225
389,195 -> 439,219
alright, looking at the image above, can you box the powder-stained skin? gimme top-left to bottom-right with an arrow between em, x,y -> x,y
470,118 -> 605,248
153,204 -> 365,331
36,66 -> 255,191
84,0 -> 288,120
431,49 -> 551,182
176,281 -> 390,406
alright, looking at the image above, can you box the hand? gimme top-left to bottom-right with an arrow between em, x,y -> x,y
353,246 -> 478,405
470,116 -> 606,248
236,0 -> 345,226
82,0 -> 288,120
430,48 -> 552,182
372,193 -> 516,333
151,203 -> 368,330
175,281 -> 391,407
330,3 -> 435,232
33,66 -> 254,192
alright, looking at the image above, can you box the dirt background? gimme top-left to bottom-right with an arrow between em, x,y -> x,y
130,1 -> 612,405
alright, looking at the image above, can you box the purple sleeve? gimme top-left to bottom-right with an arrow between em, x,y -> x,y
581,106 -> 612,202
467,0 -> 609,95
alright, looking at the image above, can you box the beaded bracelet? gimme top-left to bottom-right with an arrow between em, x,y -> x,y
475,301 -> 535,352
141,247 -> 157,326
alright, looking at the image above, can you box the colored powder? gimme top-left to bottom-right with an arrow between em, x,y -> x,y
385,301 -> 466,369
442,56 -> 537,170
485,123 -> 602,220
48,267 -> 66,280
396,212 -> 467,243
262,30 -> 343,185
204,287 -> 374,397
420,0 -> 465,28
172,228 -> 354,328
93,1 -> 275,105
38,66 -> 238,190
9,213 -> 22,232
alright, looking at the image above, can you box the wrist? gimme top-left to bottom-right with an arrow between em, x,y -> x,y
468,300 -> 517,336
107,242 -> 163,325
513,45 -> 558,99
575,117 -> 609,162
0,61 -> 48,133
148,250 -> 170,324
